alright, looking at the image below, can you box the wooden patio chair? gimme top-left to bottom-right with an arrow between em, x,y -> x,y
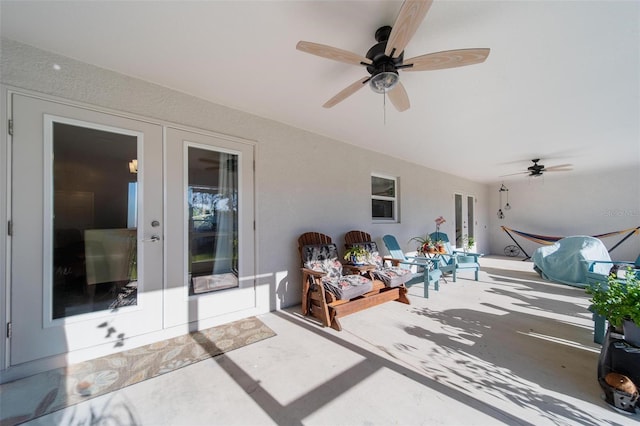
298,232 -> 409,331
344,230 -> 414,289
344,230 -> 373,245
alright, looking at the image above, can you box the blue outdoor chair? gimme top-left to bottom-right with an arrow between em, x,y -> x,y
585,254 -> 640,287
382,234 -> 442,298
429,232 -> 481,282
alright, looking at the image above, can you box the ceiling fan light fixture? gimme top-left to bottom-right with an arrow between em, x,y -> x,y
369,71 -> 399,93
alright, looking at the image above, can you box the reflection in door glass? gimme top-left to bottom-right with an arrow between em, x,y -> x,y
455,193 -> 463,247
52,122 -> 138,319
188,147 -> 239,295
467,196 -> 475,242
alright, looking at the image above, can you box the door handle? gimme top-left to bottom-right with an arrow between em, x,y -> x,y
142,235 -> 161,242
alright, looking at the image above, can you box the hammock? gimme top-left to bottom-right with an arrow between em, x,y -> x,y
501,225 -> 640,260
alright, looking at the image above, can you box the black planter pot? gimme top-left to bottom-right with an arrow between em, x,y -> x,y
597,327 -> 640,415
623,320 -> 640,347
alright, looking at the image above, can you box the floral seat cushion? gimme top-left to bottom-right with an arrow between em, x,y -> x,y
321,273 -> 374,300
347,242 -> 413,288
371,265 -> 412,288
303,244 -> 374,300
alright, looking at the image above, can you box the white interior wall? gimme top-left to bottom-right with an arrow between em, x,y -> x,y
488,167 -> 640,262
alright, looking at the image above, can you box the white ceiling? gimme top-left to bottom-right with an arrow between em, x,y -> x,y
1,0 -> 638,183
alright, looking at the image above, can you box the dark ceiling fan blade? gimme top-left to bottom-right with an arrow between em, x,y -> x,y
403,48 -> 490,71
296,41 -> 372,66
385,0 -> 433,58
544,168 -> 573,173
387,81 -> 410,112
499,171 -> 529,177
323,77 -> 370,108
544,164 -> 573,171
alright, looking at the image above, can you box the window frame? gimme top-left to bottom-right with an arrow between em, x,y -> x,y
371,173 -> 399,223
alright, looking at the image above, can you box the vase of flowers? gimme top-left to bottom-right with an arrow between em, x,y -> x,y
410,235 -> 435,255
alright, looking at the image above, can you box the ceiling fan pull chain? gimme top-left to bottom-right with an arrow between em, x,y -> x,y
383,92 -> 387,125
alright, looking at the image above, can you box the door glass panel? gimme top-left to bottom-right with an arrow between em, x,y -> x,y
467,196 -> 475,241
52,122 -> 138,319
454,193 -> 463,247
188,147 -> 239,295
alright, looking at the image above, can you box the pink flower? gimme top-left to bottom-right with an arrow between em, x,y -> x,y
435,216 -> 446,226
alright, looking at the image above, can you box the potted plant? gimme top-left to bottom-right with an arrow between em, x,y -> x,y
410,235 -> 435,255
586,267 -> 640,346
466,236 -> 475,252
434,240 -> 446,254
343,246 -> 369,265
461,235 -> 475,254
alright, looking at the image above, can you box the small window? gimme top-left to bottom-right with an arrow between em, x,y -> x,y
371,174 -> 398,222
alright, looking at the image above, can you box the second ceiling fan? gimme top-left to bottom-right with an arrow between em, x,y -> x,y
296,0 -> 490,112
502,159 -> 574,178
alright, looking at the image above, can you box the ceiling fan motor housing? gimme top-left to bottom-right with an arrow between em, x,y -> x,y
366,26 -> 404,77
527,159 -> 545,176
527,159 -> 544,172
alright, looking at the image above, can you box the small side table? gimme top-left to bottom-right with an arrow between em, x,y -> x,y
343,263 -> 376,276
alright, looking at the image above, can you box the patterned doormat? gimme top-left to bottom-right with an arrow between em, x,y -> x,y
0,316 -> 276,426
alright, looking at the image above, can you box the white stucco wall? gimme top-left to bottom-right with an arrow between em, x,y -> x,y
488,167 -> 640,262
1,38 -> 491,374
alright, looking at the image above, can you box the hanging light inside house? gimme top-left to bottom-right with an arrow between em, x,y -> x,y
128,159 -> 138,174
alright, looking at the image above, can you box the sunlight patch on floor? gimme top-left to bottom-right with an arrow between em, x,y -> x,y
520,331 -> 601,354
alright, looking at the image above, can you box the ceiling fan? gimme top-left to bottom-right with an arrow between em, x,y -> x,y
503,159 -> 574,178
295,0 -> 490,112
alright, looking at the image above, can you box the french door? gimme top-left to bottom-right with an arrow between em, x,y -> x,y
9,94 -> 256,366
10,94 -> 164,365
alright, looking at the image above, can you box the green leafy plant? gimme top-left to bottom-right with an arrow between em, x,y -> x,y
467,236 -> 475,249
586,267 -> 640,328
462,235 -> 475,253
343,246 -> 369,264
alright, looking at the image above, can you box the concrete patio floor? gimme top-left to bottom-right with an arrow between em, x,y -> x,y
18,256 -> 637,425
